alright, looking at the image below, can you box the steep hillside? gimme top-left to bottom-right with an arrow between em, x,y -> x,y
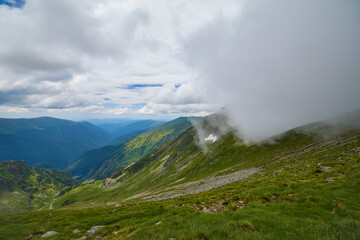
1,114 -> 359,239
67,117 -> 194,181
58,113 -> 359,205
110,120 -> 165,144
0,161 -> 77,215
0,117 -> 112,169
110,129 -> 149,145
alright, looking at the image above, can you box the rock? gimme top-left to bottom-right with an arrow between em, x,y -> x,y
41,231 -> 57,238
320,166 -> 333,172
73,228 -> 80,233
155,221 -> 162,225
325,177 -> 333,182
112,209 -> 116,212
86,226 -> 104,236
87,226 -> 104,236
76,236 -> 87,240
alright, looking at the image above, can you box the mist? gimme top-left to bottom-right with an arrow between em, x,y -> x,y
186,0 -> 360,141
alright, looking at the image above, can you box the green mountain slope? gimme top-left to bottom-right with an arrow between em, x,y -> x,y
0,117 -> 112,169
1,113 -> 359,239
0,160 -> 77,215
98,119 -> 164,139
67,117 -> 194,181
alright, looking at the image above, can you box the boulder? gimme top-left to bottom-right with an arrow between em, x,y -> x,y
87,226 -> 104,236
41,231 -> 57,238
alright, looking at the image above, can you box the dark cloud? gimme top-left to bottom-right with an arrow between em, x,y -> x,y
0,0 -> 151,81
0,85 -> 60,106
0,89 -> 28,105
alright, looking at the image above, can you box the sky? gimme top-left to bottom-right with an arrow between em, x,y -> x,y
0,0 -> 359,140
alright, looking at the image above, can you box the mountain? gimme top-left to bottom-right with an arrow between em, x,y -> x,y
110,120 -> 165,144
59,112 -> 360,204
67,117 -> 195,181
1,113 -> 359,239
0,160 -> 77,215
97,119 -> 164,138
110,129 -> 149,145
0,117 -> 112,169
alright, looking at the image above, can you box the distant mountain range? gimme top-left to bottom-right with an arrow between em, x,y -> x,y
0,117 -> 112,169
95,119 -> 164,137
67,117 -> 196,181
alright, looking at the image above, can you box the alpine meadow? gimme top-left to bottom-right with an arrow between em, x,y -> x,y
0,0 -> 359,240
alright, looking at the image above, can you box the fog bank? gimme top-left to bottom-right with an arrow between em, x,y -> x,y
187,0 -> 360,141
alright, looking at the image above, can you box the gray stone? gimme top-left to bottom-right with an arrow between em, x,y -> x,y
41,231 -> 57,238
320,166 -> 333,172
73,228 -> 80,233
325,177 -> 333,182
76,237 -> 87,240
155,221 -> 162,225
87,226 -> 104,236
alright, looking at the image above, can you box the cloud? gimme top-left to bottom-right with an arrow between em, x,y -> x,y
0,106 -> 29,113
186,0 -> 360,141
0,0 -> 241,118
1,0 -> 358,136
1,0 -> 232,117
138,83 -> 214,116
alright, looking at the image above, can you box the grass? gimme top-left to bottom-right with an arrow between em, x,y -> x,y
0,124 -> 359,239
67,118 -> 192,181
0,162 -> 359,239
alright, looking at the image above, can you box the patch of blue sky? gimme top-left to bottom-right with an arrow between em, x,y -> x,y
120,84 -> 163,89
0,0 -> 25,8
131,103 -> 146,109
102,102 -> 118,108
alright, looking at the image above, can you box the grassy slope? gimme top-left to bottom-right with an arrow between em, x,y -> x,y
0,121 -> 359,239
67,117 -> 193,181
0,161 -> 77,215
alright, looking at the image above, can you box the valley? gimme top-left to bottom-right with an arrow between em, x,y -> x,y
0,117 -> 112,169
0,113 -> 358,239
1,1 -> 359,239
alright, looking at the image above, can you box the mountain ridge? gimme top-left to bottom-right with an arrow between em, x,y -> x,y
0,116 -> 112,169
67,116 -> 197,181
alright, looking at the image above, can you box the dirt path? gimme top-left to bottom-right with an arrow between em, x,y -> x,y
49,199 -> 54,209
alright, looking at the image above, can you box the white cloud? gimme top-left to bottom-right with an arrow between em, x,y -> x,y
1,0 -> 359,142
0,0 -> 237,117
0,106 -> 30,113
186,0 -> 360,140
